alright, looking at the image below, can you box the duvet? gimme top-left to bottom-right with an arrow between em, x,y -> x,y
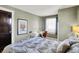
2,37 -> 59,53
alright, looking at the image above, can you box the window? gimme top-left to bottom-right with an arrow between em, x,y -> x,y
45,16 -> 57,34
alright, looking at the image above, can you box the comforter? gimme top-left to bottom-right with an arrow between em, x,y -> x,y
2,37 -> 59,53
67,43 -> 79,53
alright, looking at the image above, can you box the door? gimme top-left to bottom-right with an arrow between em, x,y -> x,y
0,10 -> 11,52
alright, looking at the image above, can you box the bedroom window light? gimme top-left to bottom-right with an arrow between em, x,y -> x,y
45,16 -> 57,34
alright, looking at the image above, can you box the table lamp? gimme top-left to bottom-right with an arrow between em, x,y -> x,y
72,25 -> 79,37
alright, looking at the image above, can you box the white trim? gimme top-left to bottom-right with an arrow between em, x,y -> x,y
0,7 -> 15,43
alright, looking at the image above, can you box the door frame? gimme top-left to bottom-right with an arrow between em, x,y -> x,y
0,7 -> 15,43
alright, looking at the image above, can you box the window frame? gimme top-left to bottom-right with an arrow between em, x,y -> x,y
45,15 -> 58,36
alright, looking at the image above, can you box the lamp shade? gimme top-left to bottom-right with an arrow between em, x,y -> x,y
72,25 -> 79,36
72,25 -> 79,32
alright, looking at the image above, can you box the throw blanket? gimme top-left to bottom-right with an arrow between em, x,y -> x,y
2,37 -> 59,53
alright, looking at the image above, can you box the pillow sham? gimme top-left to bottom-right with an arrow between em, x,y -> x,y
56,40 -> 70,53
56,36 -> 79,53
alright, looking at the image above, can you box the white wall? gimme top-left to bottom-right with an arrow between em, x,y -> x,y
58,7 -> 78,41
0,5 -> 42,42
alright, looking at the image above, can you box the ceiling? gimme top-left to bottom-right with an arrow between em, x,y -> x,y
10,5 -> 75,16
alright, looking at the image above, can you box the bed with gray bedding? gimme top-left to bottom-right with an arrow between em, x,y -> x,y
2,37 -> 59,53
2,36 -> 79,53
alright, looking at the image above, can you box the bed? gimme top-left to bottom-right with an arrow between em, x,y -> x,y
2,36 -> 79,53
2,37 -> 59,53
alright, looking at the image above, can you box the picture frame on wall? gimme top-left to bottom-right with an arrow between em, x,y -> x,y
17,19 -> 28,35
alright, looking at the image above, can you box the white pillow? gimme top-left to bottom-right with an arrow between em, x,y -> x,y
56,40 -> 70,53
57,36 -> 79,53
